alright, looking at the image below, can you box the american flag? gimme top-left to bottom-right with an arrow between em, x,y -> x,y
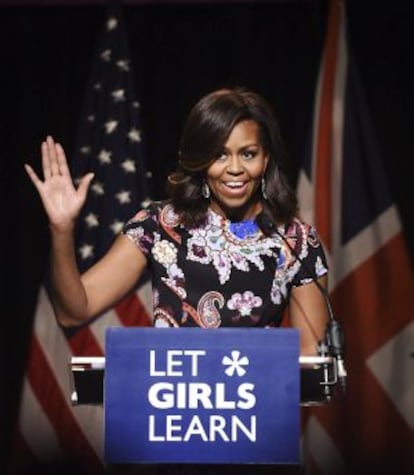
12,5 -> 153,473
298,1 -> 414,473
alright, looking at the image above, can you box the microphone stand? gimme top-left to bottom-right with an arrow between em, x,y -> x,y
259,215 -> 348,399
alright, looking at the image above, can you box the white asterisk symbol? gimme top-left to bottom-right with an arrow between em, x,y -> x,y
222,350 -> 249,377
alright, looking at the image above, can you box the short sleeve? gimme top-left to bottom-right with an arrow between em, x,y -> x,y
290,221 -> 329,288
122,203 -> 160,256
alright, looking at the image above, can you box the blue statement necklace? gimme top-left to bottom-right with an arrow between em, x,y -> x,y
228,219 -> 260,239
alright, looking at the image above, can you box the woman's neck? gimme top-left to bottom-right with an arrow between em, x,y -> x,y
209,200 -> 263,223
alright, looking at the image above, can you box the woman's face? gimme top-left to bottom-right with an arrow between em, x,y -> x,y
206,119 -> 269,221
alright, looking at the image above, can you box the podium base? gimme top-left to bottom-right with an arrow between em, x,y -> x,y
106,463 -> 301,475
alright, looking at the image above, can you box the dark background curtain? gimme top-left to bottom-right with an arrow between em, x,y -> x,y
1,0 -> 413,467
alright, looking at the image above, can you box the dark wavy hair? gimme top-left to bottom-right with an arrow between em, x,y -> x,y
167,87 -> 298,232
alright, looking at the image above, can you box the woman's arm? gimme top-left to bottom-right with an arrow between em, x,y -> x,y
50,232 -> 148,327
288,275 -> 329,356
25,136 -> 148,327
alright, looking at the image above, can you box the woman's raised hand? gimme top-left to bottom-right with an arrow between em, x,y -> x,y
25,136 -> 94,231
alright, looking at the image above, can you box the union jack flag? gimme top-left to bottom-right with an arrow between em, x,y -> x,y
11,4 -> 153,473
298,1 -> 414,473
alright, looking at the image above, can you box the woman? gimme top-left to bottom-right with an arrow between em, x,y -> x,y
25,87 -> 329,356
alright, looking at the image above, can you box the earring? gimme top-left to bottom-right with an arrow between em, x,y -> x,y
202,182 -> 211,199
261,177 -> 268,200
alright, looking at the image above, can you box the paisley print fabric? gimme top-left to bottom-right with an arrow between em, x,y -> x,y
123,201 -> 328,328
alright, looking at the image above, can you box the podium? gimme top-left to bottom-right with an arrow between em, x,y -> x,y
70,328 -> 338,466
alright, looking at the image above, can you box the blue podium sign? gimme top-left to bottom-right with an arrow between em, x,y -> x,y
104,327 -> 300,465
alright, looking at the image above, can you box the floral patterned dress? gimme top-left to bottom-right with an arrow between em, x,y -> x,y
123,201 -> 328,328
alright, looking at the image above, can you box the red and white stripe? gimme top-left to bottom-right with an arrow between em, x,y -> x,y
13,283 -> 152,473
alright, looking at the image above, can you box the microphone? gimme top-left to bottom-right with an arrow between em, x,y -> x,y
256,213 -> 347,394
323,320 -> 347,392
